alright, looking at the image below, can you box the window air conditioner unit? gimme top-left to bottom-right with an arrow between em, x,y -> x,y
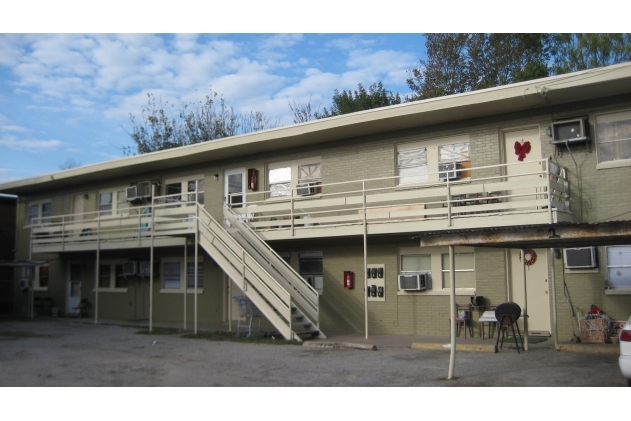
126,186 -> 138,201
551,118 -> 590,145
296,182 -> 318,196
564,247 -> 598,269
123,261 -> 138,277
137,181 -> 152,198
19,279 -> 30,291
438,162 -> 462,181
398,272 -> 429,291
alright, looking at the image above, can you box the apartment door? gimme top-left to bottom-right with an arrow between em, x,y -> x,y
508,248 -> 551,335
503,127 -> 543,203
72,193 -> 85,221
67,263 -> 82,314
225,168 -> 246,208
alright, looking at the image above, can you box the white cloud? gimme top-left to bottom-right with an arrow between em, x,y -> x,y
0,136 -> 68,152
0,114 -> 27,133
325,36 -> 376,51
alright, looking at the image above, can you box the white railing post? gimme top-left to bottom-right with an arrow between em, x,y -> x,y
446,178 -> 453,226
290,189 -> 295,236
547,159 -> 553,224
363,180 -> 368,340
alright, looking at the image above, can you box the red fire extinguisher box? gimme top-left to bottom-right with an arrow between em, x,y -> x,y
344,271 -> 354,289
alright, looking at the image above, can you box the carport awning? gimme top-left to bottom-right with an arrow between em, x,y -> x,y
418,221 -> 631,248
0,260 -> 46,267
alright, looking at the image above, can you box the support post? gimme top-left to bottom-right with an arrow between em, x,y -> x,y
149,186 -> 155,333
447,245 -> 456,380
183,242 -> 187,330
521,248 -> 529,351
550,248 -> 558,348
94,217 -> 100,325
362,181 -> 368,340
194,206 -> 199,335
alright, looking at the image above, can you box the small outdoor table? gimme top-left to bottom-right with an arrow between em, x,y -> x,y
479,310 -> 498,339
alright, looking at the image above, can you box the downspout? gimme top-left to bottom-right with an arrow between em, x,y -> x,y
447,245 -> 456,379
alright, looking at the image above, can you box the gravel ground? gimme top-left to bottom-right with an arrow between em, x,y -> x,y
0,319 -> 625,387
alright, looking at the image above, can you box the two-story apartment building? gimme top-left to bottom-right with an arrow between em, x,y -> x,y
2,62 -> 631,342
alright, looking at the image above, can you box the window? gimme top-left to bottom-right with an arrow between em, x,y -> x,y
606,246 -> 631,290
24,265 -> 50,290
397,134 -> 471,185
186,262 -> 204,288
299,252 -> 323,291
267,158 -> 321,198
26,200 -> 51,225
441,253 -> 475,289
98,187 -> 128,217
399,246 -> 475,294
596,110 -> 631,164
97,262 -> 129,291
165,175 -> 205,204
161,257 -> 204,292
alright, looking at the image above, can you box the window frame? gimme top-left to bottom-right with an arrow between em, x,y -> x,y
164,174 -> 205,205
595,109 -> 631,168
160,256 -> 204,294
95,260 -> 129,293
298,251 -> 323,293
266,157 -> 321,199
605,245 -> 631,294
397,134 -> 471,186
98,186 -> 130,217
398,246 -> 475,295
24,264 -> 50,291
25,199 -> 52,226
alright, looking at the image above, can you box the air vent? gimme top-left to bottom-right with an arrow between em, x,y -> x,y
438,162 -> 461,181
552,118 -> 590,145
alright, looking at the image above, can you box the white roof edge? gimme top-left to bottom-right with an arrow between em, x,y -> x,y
2,62 -> 631,193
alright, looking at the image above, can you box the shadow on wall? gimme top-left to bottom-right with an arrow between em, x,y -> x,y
319,269 -> 363,333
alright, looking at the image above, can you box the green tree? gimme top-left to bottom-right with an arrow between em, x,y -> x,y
551,33 -> 631,74
127,90 -> 279,155
315,82 -> 401,118
406,34 -> 551,101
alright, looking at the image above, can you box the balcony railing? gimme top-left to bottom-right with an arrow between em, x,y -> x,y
226,159 -> 572,239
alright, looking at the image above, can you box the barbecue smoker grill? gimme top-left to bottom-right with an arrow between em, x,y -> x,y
494,302 -> 524,354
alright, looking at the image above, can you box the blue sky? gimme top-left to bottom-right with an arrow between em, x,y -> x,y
0,2 -> 617,184
0,32 -> 427,183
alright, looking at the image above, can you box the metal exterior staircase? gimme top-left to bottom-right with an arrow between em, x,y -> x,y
195,204 -> 324,342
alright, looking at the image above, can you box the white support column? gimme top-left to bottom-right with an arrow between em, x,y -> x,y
550,248 -> 558,348
362,181 -> 368,340
194,214 -> 199,335
227,272 -> 232,333
94,218 -> 100,325
183,243 -> 187,330
149,186 -> 155,333
521,248 -> 529,351
447,245 -> 456,380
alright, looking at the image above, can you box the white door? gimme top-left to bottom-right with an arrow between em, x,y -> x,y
72,193 -> 84,221
503,127 -> 544,204
225,168 -> 246,208
67,263 -> 82,314
508,248 -> 551,335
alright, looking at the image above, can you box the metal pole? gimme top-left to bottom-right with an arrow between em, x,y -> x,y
194,205 -> 199,334
149,185 -> 155,333
447,245 -> 456,379
228,273 -> 232,333
521,248 -> 529,351
362,181 -> 368,340
550,248 -> 558,348
183,243 -> 187,330
505,249 -> 511,301
95,218 -> 100,325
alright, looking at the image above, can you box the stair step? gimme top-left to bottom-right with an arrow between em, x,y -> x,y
296,329 -> 320,339
292,321 -> 312,329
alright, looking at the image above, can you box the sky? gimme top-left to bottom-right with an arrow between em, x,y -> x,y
0,32 -> 426,183
0,2 -> 621,185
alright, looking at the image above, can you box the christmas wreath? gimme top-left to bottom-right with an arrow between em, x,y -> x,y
523,249 -> 537,266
